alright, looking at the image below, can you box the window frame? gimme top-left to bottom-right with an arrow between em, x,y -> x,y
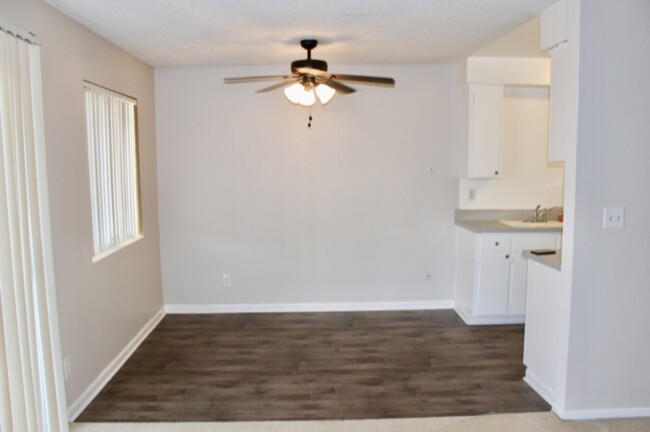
83,81 -> 143,262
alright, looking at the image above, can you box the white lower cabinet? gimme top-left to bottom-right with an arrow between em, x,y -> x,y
455,227 -> 560,325
523,259 -> 562,404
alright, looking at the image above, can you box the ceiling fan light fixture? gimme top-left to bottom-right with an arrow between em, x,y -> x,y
284,82 -> 336,107
283,82 -> 303,104
284,82 -> 316,107
300,89 -> 316,107
315,84 -> 336,105
226,39 -> 395,110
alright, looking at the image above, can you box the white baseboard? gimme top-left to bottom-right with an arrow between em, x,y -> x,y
67,306 -> 166,421
525,365 -> 650,421
524,370 -> 554,406
453,305 -> 473,324
554,406 -> 650,420
165,300 -> 455,314
454,306 -> 525,325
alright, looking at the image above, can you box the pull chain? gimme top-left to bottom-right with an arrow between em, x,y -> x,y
308,108 -> 313,129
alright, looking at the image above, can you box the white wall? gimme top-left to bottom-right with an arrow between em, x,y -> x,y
459,86 -> 564,209
2,0 -> 164,409
563,0 -> 650,414
155,64 -> 459,308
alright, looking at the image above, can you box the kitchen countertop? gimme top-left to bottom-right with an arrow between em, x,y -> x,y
455,219 -> 563,233
523,249 -> 562,271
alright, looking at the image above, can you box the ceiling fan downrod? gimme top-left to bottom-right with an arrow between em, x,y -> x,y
291,40 -> 328,75
300,39 -> 318,59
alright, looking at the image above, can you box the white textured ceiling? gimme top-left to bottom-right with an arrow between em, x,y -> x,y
44,0 -> 557,67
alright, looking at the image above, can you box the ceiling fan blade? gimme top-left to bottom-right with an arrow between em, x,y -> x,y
255,78 -> 300,93
330,74 -> 395,87
321,79 -> 356,94
224,75 -> 293,84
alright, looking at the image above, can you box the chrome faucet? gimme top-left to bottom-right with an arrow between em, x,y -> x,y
533,205 -> 548,222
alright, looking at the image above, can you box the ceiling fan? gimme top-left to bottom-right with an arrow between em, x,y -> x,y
224,39 -> 396,108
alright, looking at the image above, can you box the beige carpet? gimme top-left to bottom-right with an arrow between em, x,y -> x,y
71,412 -> 650,432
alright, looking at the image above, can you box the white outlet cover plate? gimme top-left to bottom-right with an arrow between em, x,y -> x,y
603,207 -> 625,229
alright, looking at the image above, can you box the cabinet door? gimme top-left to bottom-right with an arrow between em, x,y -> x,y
467,85 -> 503,178
476,237 -> 511,316
455,227 -> 478,316
548,42 -> 568,162
523,260 -> 562,393
509,235 -> 559,316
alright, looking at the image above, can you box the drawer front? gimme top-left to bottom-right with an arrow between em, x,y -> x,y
479,236 -> 511,252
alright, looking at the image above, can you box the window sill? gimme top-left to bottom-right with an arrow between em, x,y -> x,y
92,235 -> 144,263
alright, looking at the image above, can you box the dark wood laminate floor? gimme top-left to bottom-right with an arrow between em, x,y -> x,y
77,310 -> 549,422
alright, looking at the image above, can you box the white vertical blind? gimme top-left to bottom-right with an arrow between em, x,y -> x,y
0,28 -> 69,432
83,83 -> 141,258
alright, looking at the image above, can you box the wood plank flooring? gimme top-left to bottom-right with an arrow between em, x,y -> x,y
77,310 -> 550,422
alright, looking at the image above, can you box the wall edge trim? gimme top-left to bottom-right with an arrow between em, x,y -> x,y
553,406 -> 650,420
454,306 -> 525,325
165,300 -> 455,314
524,371 -> 555,406
67,306 -> 166,421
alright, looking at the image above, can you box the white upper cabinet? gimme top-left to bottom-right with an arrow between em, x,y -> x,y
548,43 -> 568,162
542,0 -> 569,162
540,0 -> 568,50
460,84 -> 504,179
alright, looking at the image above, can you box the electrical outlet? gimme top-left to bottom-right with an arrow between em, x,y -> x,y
63,355 -> 71,381
603,207 -> 625,229
222,274 -> 231,287
468,187 -> 476,201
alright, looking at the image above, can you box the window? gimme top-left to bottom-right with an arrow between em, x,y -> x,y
84,82 -> 142,261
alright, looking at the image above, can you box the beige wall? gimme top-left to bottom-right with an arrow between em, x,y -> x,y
1,0 -> 164,411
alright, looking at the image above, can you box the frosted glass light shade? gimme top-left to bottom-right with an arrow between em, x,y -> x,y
284,83 -> 316,107
284,83 -> 304,104
299,89 -> 316,107
315,84 -> 336,105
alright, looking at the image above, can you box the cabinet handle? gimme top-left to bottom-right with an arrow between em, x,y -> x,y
494,170 -> 499,175
495,241 -> 499,246
505,254 -> 510,259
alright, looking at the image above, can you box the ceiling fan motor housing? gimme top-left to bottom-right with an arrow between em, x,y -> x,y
291,39 -> 328,75
291,59 -> 328,74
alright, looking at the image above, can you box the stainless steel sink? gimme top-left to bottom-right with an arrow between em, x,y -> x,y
498,220 -> 563,229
